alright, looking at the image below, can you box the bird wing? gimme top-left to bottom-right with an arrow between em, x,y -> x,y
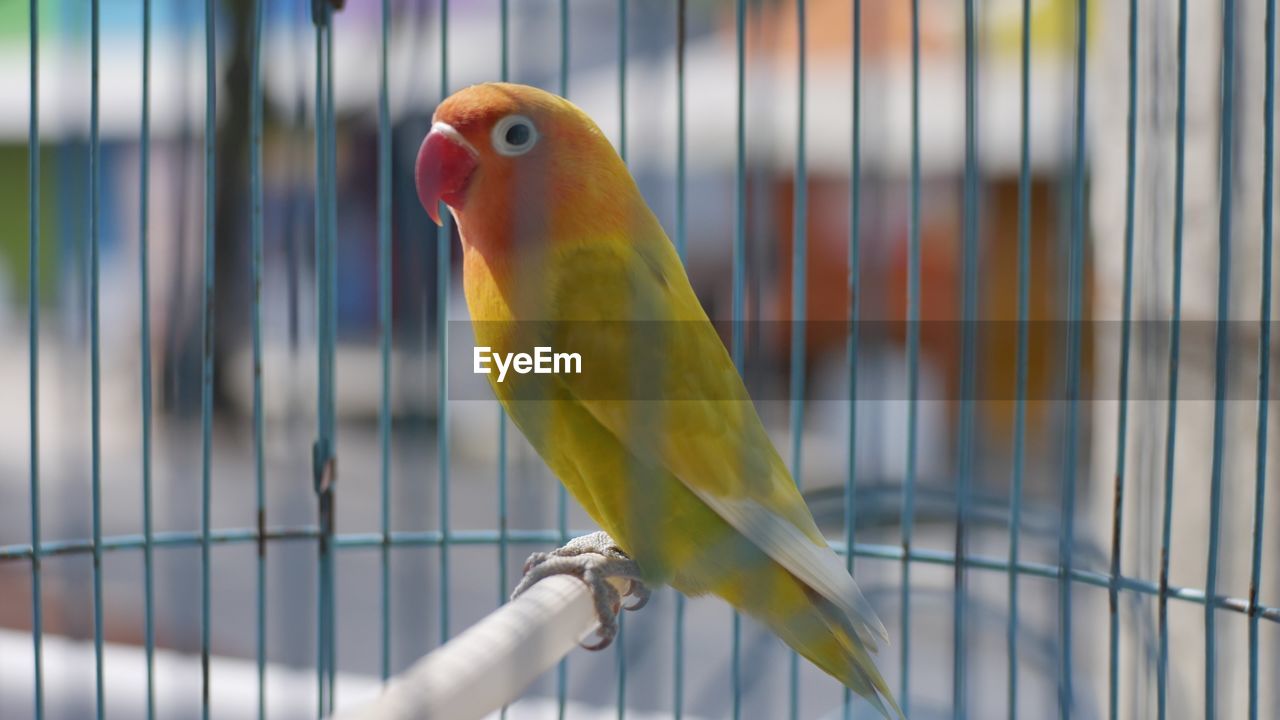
544,225 -> 888,650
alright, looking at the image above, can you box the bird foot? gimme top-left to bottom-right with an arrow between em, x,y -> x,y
511,531 -> 650,651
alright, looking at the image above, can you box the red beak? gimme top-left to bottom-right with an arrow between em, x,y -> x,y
415,122 -> 479,226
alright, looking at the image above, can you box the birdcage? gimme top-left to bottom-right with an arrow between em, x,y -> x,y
3,0 -> 1278,718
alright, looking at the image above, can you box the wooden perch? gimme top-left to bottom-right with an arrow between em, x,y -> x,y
331,575 -> 626,720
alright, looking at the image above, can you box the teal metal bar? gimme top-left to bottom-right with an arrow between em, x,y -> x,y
497,413 -> 509,720
1249,2 -> 1276,716
787,1 -> 808,717
311,1 -> 338,713
249,0 -> 267,715
500,0 -> 509,82
557,4 -> 570,715
955,0 -> 980,714
674,0 -> 687,264
201,0 -> 218,716
842,2 -> 862,718
1008,0 -> 1033,716
497,410 -> 508,607
901,0 -> 921,712
673,1 -> 687,717
728,0 -> 745,390
495,0 -> 510,662
1157,0 -> 1188,716
1109,1 -> 1140,718
616,6 -> 628,717
91,0 -> 107,713
1204,0 -> 1236,713
326,11 -> 340,709
496,0 -> 510,666
140,0 -> 157,716
1059,1 -> 1089,716
559,0 -> 569,111
91,0 -> 106,696
91,0 -> 106,717
2,522 -> 1280,625
438,0 -> 452,652
313,15 -> 326,711
617,0 -> 627,162
379,0 -> 393,684
615,615 -> 626,720
313,13 -> 327,709
731,0 -> 746,716
27,0 -> 43,716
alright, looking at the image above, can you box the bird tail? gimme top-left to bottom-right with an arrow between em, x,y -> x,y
801,588 -> 905,720
722,562 -> 904,719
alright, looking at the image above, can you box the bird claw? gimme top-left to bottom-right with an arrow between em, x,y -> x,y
511,531 -> 650,651
622,580 -> 650,611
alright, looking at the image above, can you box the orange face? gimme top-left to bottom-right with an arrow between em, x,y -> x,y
415,83 -> 631,256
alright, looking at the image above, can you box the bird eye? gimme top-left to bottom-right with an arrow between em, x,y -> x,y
491,115 -> 538,156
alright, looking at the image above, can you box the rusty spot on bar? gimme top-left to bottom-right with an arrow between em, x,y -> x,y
1109,474 -> 1123,617
329,493 -> 337,536
1158,547 -> 1170,597
318,456 -> 337,496
257,509 -> 266,558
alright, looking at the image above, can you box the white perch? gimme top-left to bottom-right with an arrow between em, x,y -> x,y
332,575 -> 617,720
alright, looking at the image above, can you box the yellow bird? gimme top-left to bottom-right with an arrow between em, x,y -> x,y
415,82 -> 900,718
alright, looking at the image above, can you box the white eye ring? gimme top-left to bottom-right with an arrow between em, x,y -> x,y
491,114 -> 539,156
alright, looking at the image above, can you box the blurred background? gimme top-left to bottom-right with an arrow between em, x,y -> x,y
1,0 -> 1278,718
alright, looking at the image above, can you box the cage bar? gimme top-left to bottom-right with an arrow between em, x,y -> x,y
618,0 -> 628,165
26,0 -> 44,717
1204,0 -> 1238,713
313,13 -> 325,713
1058,0 -> 1090,714
200,0 -> 217,716
378,0 -> 394,687
901,0 -> 922,712
3,528 -> 1278,607
1008,0 -> 1034,717
673,1 -> 688,717
89,0 -> 105,714
311,2 -> 340,712
842,2 -> 863,718
139,0 -> 157,717
327,13 -> 340,707
437,0 -> 452,656
1108,0 -> 1140,718
496,0 -> 511,634
787,0 -> 808,716
955,0 -> 980,713
249,0 -> 267,716
1156,0 -> 1190,716
731,0 -> 747,716
615,6 -> 630,716
557,3 -> 570,714
1249,3 -> 1277,718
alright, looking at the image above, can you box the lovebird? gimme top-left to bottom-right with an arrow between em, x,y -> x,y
416,82 -> 901,718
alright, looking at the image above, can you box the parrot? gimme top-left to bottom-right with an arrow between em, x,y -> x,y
415,82 -> 901,718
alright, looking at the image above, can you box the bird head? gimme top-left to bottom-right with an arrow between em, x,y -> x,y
415,83 -> 634,249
